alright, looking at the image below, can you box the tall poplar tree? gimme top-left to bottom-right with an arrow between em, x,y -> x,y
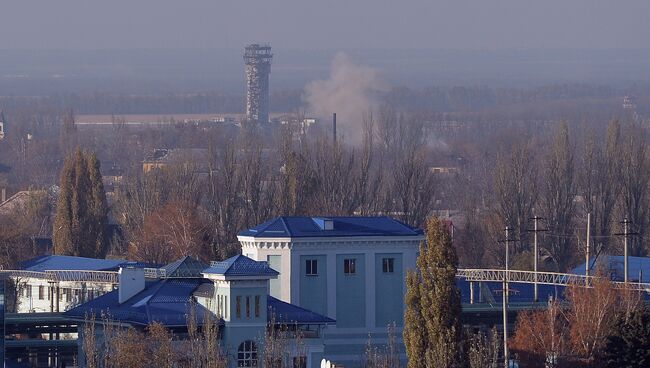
404,216 -> 462,368
53,149 -> 108,258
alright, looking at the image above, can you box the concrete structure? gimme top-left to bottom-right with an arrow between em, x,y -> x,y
0,111 -> 5,140
244,44 -> 273,124
238,216 -> 425,365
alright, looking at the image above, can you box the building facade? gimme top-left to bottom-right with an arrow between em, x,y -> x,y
238,216 -> 424,365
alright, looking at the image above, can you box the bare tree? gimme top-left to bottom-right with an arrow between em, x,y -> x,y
541,122 -> 577,271
493,139 -> 538,258
579,120 -> 620,256
619,123 -> 650,256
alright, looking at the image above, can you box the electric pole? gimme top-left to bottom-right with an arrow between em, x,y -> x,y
586,213 -> 591,278
503,274 -> 508,368
616,218 -> 636,283
528,216 -> 547,302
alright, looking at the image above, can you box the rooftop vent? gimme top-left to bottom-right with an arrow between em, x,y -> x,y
313,217 -> 334,231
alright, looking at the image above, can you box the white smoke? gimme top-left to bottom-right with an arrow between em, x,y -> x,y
303,53 -> 387,141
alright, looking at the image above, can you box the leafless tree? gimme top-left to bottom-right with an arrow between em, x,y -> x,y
541,122 -> 577,272
579,120 -> 620,256
493,139 -> 538,258
619,123 -> 650,256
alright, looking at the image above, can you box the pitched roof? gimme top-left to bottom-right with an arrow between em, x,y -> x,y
64,278 -> 213,327
202,255 -> 279,277
161,256 -> 208,278
268,296 -> 335,325
238,216 -> 423,238
20,255 -> 126,272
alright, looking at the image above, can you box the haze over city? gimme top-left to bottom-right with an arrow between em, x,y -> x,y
1,2 -> 650,368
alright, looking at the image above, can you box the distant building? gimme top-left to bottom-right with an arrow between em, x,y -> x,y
244,44 -> 273,124
142,148 -> 208,173
0,111 -> 5,140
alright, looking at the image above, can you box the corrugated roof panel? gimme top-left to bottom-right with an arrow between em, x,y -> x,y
203,255 -> 279,277
20,255 -> 127,272
239,216 -> 423,238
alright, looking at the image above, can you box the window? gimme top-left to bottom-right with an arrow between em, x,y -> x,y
38,286 -> 45,300
255,296 -> 260,318
24,285 -> 32,298
293,356 -> 307,368
225,295 -> 228,319
305,259 -> 318,276
237,340 -> 258,367
246,296 -> 251,318
382,258 -> 395,273
344,259 -> 356,275
236,296 -> 242,318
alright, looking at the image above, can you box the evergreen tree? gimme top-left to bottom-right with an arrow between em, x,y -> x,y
87,152 -> 109,257
404,216 -> 462,368
602,307 -> 650,367
53,149 -> 108,258
404,270 -> 426,368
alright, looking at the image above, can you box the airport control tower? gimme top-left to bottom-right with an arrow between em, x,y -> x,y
244,44 -> 273,123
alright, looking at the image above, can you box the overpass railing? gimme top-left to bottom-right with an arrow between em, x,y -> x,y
457,268 -> 650,292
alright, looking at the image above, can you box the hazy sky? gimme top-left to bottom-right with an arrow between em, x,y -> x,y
3,0 -> 649,50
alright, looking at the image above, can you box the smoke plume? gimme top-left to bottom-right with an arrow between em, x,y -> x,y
303,53 -> 387,141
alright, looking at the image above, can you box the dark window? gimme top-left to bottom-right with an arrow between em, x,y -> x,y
382,258 -> 395,273
344,259 -> 356,275
293,356 -> 307,368
306,259 -> 318,276
237,340 -> 258,367
246,296 -> 251,318
255,295 -> 260,318
236,296 -> 242,318
38,286 -> 45,300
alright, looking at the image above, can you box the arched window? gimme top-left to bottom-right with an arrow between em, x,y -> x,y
237,340 -> 258,367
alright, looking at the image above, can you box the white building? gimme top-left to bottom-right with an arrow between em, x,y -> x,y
238,216 -> 424,365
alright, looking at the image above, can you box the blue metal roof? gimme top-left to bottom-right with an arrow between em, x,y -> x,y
203,255 -> 279,277
238,216 -> 423,238
64,278 -> 213,327
572,255 -> 650,282
20,255 -> 126,272
268,296 -> 335,325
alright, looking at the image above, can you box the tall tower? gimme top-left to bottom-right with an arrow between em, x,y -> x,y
0,111 -> 5,140
244,44 -> 273,123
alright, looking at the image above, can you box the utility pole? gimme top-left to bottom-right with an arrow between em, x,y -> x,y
503,275 -> 508,368
616,218 -> 636,283
528,216 -> 547,302
505,226 -> 510,301
586,213 -> 591,278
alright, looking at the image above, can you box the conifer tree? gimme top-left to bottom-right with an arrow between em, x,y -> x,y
404,216 -> 462,368
53,149 -> 108,257
602,306 -> 650,367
